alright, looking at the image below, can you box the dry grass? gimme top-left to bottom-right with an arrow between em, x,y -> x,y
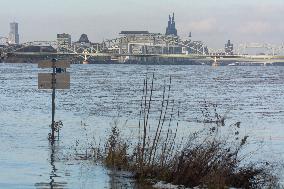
104,126 -> 129,170
90,74 -> 279,189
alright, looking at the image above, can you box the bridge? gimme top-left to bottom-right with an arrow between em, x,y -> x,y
1,40 -> 284,65
5,51 -> 284,65
0,36 -> 8,45
236,43 -> 284,56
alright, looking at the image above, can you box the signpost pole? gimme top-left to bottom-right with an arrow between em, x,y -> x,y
51,58 -> 56,141
38,59 -> 70,141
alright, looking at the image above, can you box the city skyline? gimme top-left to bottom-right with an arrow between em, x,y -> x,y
1,0 -> 284,48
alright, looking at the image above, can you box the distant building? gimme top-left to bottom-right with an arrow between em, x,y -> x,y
8,22 -> 19,44
15,45 -> 56,53
120,31 -> 150,35
57,33 -> 71,52
225,40 -> 234,55
118,31 -> 152,54
73,34 -> 92,51
102,31 -> 182,54
166,13 -> 177,36
101,28 -> 208,55
78,34 -> 90,43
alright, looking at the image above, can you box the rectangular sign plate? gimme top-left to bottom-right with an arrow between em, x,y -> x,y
38,73 -> 70,89
38,60 -> 70,68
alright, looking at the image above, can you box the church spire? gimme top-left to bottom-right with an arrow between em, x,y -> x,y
165,12 -> 177,36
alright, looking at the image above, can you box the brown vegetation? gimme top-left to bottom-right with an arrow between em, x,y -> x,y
90,74 -> 279,189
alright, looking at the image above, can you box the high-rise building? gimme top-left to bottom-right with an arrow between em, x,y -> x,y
57,33 -> 71,52
8,22 -> 19,44
166,13 -> 177,36
225,40 -> 234,55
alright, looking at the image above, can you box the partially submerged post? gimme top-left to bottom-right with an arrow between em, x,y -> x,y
38,59 -> 70,142
51,58 -> 56,140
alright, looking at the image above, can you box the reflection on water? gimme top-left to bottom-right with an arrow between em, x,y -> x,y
35,142 -> 68,189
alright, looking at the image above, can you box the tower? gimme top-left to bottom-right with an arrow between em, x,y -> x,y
225,40 -> 234,55
172,13 -> 176,29
165,13 -> 177,36
168,15 -> 171,30
8,22 -> 19,44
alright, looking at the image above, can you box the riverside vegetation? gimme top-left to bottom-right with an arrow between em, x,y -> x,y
73,74 -> 280,189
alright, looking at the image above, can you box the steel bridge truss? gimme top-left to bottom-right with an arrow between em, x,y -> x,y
237,43 -> 284,56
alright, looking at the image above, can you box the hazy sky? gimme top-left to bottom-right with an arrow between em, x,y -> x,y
1,0 -> 284,48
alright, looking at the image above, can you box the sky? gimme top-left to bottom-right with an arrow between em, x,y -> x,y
0,0 -> 284,48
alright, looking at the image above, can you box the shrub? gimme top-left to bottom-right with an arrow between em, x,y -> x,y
95,74 -> 279,188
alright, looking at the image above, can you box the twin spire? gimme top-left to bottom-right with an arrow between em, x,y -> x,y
166,13 -> 177,36
169,13 -> 175,22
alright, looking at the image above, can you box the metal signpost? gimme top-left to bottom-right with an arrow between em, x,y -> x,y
38,58 -> 70,142
38,73 -> 70,89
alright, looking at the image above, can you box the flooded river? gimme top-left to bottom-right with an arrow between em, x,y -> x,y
0,63 -> 284,188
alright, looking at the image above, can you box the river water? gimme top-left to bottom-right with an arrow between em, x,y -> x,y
0,63 -> 284,188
